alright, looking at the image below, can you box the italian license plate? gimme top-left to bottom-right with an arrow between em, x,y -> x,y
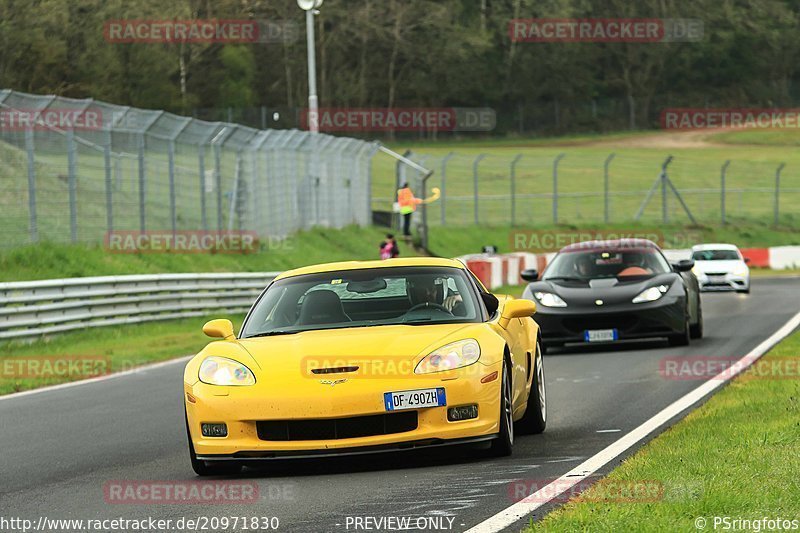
708,275 -> 726,282
584,329 -> 618,342
384,388 -> 446,411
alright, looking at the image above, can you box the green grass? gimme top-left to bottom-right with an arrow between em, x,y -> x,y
0,314 -> 244,395
527,329 -> 800,532
709,129 -> 800,146
0,225 -> 419,281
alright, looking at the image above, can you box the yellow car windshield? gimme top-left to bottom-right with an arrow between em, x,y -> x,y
240,266 -> 482,337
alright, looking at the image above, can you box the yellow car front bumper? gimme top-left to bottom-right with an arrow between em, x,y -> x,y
185,361 -> 502,458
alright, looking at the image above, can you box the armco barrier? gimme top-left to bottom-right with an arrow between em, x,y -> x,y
0,272 -> 278,341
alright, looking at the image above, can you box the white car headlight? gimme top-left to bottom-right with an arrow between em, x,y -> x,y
199,356 -> 256,386
415,339 -> 481,374
632,284 -> 669,303
733,265 -> 749,277
533,291 -> 567,308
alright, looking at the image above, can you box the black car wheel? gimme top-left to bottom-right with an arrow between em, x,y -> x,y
690,297 -> 703,339
517,341 -> 547,435
669,315 -> 690,347
490,359 -> 514,457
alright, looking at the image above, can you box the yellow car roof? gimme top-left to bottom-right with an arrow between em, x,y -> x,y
274,257 -> 466,281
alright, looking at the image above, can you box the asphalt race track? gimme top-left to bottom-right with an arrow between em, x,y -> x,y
1,277 -> 798,533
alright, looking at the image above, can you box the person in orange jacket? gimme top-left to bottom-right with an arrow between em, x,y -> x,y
397,182 -> 422,236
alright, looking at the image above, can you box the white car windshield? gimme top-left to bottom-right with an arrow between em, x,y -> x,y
692,250 -> 741,261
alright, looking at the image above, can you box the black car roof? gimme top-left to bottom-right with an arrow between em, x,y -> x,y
559,238 -> 661,253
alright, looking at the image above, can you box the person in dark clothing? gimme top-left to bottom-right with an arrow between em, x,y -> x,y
379,234 -> 400,260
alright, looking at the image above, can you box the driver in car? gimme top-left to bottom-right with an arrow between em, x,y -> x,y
407,275 -> 462,313
574,255 -> 594,278
618,252 -> 653,276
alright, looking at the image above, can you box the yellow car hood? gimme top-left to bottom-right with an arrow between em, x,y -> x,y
237,323 -> 490,378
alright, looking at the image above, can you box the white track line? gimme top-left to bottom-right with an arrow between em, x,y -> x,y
0,356 -> 192,402
466,310 -> 800,533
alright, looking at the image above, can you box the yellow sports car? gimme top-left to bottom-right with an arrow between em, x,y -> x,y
184,257 -> 546,475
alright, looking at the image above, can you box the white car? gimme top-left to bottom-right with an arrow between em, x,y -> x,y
690,244 -> 750,293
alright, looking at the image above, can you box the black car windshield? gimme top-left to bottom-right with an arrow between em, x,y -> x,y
543,247 -> 672,280
241,266 -> 481,337
692,250 -> 741,261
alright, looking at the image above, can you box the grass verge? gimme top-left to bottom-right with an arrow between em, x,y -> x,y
0,225 -> 419,282
526,328 -> 800,532
0,314 -> 245,395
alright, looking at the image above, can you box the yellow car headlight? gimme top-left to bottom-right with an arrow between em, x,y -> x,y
414,339 -> 481,374
199,356 -> 256,386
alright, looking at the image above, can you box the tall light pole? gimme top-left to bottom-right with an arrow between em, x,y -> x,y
297,0 -> 323,133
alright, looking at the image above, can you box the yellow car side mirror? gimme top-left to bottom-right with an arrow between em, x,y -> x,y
203,319 -> 235,340
498,299 -> 536,329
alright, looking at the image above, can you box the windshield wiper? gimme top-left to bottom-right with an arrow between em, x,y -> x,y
244,330 -> 298,338
543,276 -> 584,282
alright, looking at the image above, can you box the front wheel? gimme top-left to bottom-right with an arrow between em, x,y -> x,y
489,359 -> 514,457
517,342 -> 547,435
668,316 -> 690,347
690,297 -> 703,339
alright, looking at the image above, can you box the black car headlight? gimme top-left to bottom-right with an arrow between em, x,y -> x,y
533,291 -> 567,308
632,284 -> 669,303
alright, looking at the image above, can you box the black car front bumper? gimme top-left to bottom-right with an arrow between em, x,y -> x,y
535,296 -> 687,346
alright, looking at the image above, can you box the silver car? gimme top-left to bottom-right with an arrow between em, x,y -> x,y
690,244 -> 750,293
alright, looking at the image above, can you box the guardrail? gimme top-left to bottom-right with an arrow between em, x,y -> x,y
0,272 -> 279,341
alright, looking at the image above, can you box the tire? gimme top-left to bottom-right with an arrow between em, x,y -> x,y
668,316 -> 690,347
186,412 -> 242,476
689,298 -> 703,339
517,341 -> 547,435
737,288 -> 750,294
489,359 -> 514,457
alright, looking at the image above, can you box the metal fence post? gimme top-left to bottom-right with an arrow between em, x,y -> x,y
198,146 -> 208,231
214,143 -> 223,231
774,162 -> 785,226
604,153 -> 615,223
510,154 -> 522,226
104,129 -> 113,234
138,134 -> 146,232
24,127 -> 38,243
553,153 -> 565,224
168,140 -> 177,236
440,152 -> 454,226
662,162 -> 668,224
720,160 -> 730,225
66,128 -> 78,242
473,154 -> 486,225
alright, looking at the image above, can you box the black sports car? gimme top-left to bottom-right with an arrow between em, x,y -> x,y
521,239 -> 702,352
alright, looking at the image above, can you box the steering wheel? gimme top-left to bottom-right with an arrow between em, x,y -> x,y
406,302 -> 451,315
